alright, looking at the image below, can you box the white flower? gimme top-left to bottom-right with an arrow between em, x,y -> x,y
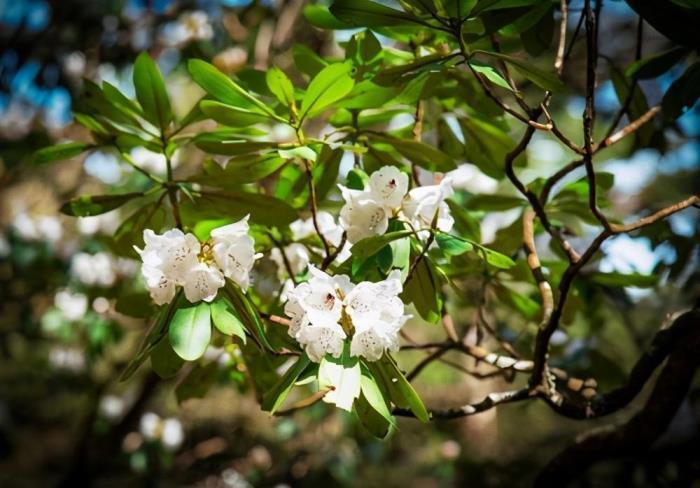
339,186 -> 389,244
54,289 -> 88,321
270,243 -> 310,279
446,164 -> 498,194
136,220 -> 259,305
291,211 -> 344,248
402,177 -> 455,234
210,216 -> 261,291
367,165 -> 409,209
138,229 -> 200,283
183,262 -> 225,303
283,267 -> 408,363
346,270 -> 409,361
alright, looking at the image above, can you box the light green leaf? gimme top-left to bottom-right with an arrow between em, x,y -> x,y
278,146 -> 317,162
199,100 -> 275,127
436,233 -> 473,256
169,302 -> 212,361
133,52 -> 172,131
469,60 -> 513,90
60,192 -> 143,217
188,59 -> 279,119
368,356 -> 429,422
360,370 -> 394,424
299,63 -> 355,122
210,298 -> 247,342
351,230 -> 414,259
266,66 -> 297,109
475,50 -> 565,92
34,142 -> 92,165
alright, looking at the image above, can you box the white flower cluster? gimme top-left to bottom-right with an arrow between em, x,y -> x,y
284,266 -> 409,362
136,216 -> 260,305
339,165 -> 455,243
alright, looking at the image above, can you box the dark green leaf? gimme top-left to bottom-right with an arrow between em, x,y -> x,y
588,271 -> 658,288
261,355 -> 312,413
370,134 -> 456,172
151,338 -> 185,378
197,191 -> 297,226
330,0 -> 418,27
60,192 -> 143,217
175,362 -> 218,404
402,256 -> 443,323
661,61 -> 700,121
626,47 -> 690,80
133,52 -> 172,131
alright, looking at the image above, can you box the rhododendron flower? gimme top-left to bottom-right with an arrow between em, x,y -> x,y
366,165 -> 409,209
339,186 -> 390,244
283,267 -> 409,362
135,216 -> 259,305
402,177 -> 455,235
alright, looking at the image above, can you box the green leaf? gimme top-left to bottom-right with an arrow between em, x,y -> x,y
169,302 -> 212,361
493,282 -> 540,320
193,133 -> 278,156
226,282 -> 274,351
34,142 -> 92,165
472,241 -> 516,269
293,44 -> 328,78
266,66 -> 297,109
360,370 -> 394,424
115,292 -> 155,318
458,117 -> 523,178
314,146 -> 343,201
299,63 -> 355,122
199,100 -> 275,127
469,60 -> 513,90
626,47 -> 690,80
610,65 -> 653,145
133,52 -> 172,131
119,295 -> 180,381
60,192 -> 143,217
355,391 -> 392,438
369,356 -> 429,422
370,134 -> 456,172
475,50 -> 565,92
151,338 -> 185,379
304,4 -> 355,29
436,233 -> 473,256
210,298 -> 247,342
188,59 -> 277,118
588,271 -> 658,288
351,230 -> 414,259
261,355 -> 312,413
192,154 -> 287,186
175,362 -> 218,404
330,0 -> 418,27
661,61 -> 700,122
318,346 -> 362,412
278,146 -> 317,162
196,191 -> 297,226
402,256 -> 443,323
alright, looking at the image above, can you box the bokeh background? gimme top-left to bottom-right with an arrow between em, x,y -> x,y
0,0 -> 698,486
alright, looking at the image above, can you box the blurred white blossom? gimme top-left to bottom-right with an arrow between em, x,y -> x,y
54,289 -> 88,321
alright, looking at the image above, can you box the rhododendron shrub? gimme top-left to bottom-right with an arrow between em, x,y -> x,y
33,0 -> 700,445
